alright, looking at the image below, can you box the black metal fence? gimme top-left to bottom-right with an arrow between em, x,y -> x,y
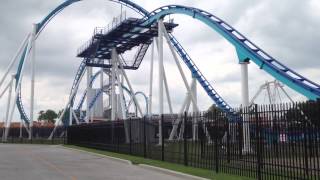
0,126 -> 66,144
68,101 -> 320,180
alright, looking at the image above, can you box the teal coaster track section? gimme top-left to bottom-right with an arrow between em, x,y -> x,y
141,5 -> 320,101
15,1 -> 320,125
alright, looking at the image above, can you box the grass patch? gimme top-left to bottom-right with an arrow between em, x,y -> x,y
64,145 -> 254,180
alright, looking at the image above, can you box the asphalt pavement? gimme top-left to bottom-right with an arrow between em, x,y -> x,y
0,144 -> 187,180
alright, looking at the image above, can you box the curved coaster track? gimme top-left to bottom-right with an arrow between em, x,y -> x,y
12,0 -> 319,125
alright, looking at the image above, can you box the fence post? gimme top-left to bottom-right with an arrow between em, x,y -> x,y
129,118 -> 132,155
161,114 -> 164,161
143,116 -> 147,158
184,112 -> 188,166
255,104 -> 262,180
214,110 -> 219,173
308,102 -> 315,157
51,128 -> 54,144
238,108 -> 243,159
64,127 -> 67,145
302,103 -> 309,178
227,122 -> 231,164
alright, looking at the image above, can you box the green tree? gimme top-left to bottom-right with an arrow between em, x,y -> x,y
205,104 -> 228,139
285,101 -> 320,127
38,109 -> 58,124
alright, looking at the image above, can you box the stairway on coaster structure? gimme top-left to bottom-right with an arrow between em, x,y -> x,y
70,4 -> 320,123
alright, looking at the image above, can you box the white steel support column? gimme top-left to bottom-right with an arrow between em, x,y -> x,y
86,66 -> 92,123
116,58 -> 143,117
169,80 -> 193,140
111,49 -> 117,121
0,34 -> 30,90
69,106 -> 73,126
154,38 -> 173,115
266,82 -> 273,105
163,67 -> 173,114
49,68 -> 85,140
100,68 -> 104,110
114,56 -> 126,119
158,19 -> 164,145
192,77 -> 197,112
240,62 -> 251,153
114,56 -> 130,143
0,80 -> 13,100
2,75 -> 14,142
191,77 -> 198,140
148,40 -> 154,117
29,23 -> 37,140
4,35 -> 32,141
160,22 -> 199,112
240,62 -> 249,108
71,109 -> 80,125
100,68 -> 104,89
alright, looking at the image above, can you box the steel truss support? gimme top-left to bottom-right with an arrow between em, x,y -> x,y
70,108 -> 80,125
48,68 -> 86,140
159,22 -> 199,112
2,75 -> 14,142
0,80 -> 14,100
69,106 -> 73,126
153,38 -> 174,116
111,49 -> 130,143
100,67 -> 104,111
0,34 -> 30,91
191,77 -> 198,140
117,55 -> 143,117
169,79 -> 196,140
250,80 -> 294,105
110,48 -> 127,120
158,19 -> 164,145
111,49 -> 117,121
148,40 -> 154,117
159,21 -> 200,141
86,66 -> 93,123
110,48 -> 143,143
4,34 -> 33,142
162,62 -> 174,115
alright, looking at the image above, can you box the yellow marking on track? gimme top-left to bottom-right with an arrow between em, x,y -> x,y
34,155 -> 78,180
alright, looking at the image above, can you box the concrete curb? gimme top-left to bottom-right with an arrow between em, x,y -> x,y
61,146 -> 132,165
62,146 -> 209,180
138,164 -> 210,180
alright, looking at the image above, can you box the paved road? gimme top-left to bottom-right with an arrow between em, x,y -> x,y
0,144 -> 186,180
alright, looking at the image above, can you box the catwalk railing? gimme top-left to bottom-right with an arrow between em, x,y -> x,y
68,100 -> 320,180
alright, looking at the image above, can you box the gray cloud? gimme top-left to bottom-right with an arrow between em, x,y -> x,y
0,0 -> 319,121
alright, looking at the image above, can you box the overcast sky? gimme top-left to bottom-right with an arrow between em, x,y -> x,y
0,0 -> 320,121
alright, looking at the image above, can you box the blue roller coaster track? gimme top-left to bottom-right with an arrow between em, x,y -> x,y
76,78 -> 148,122
74,68 -> 101,111
15,0 -> 320,125
76,73 -> 148,113
141,5 -> 320,100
